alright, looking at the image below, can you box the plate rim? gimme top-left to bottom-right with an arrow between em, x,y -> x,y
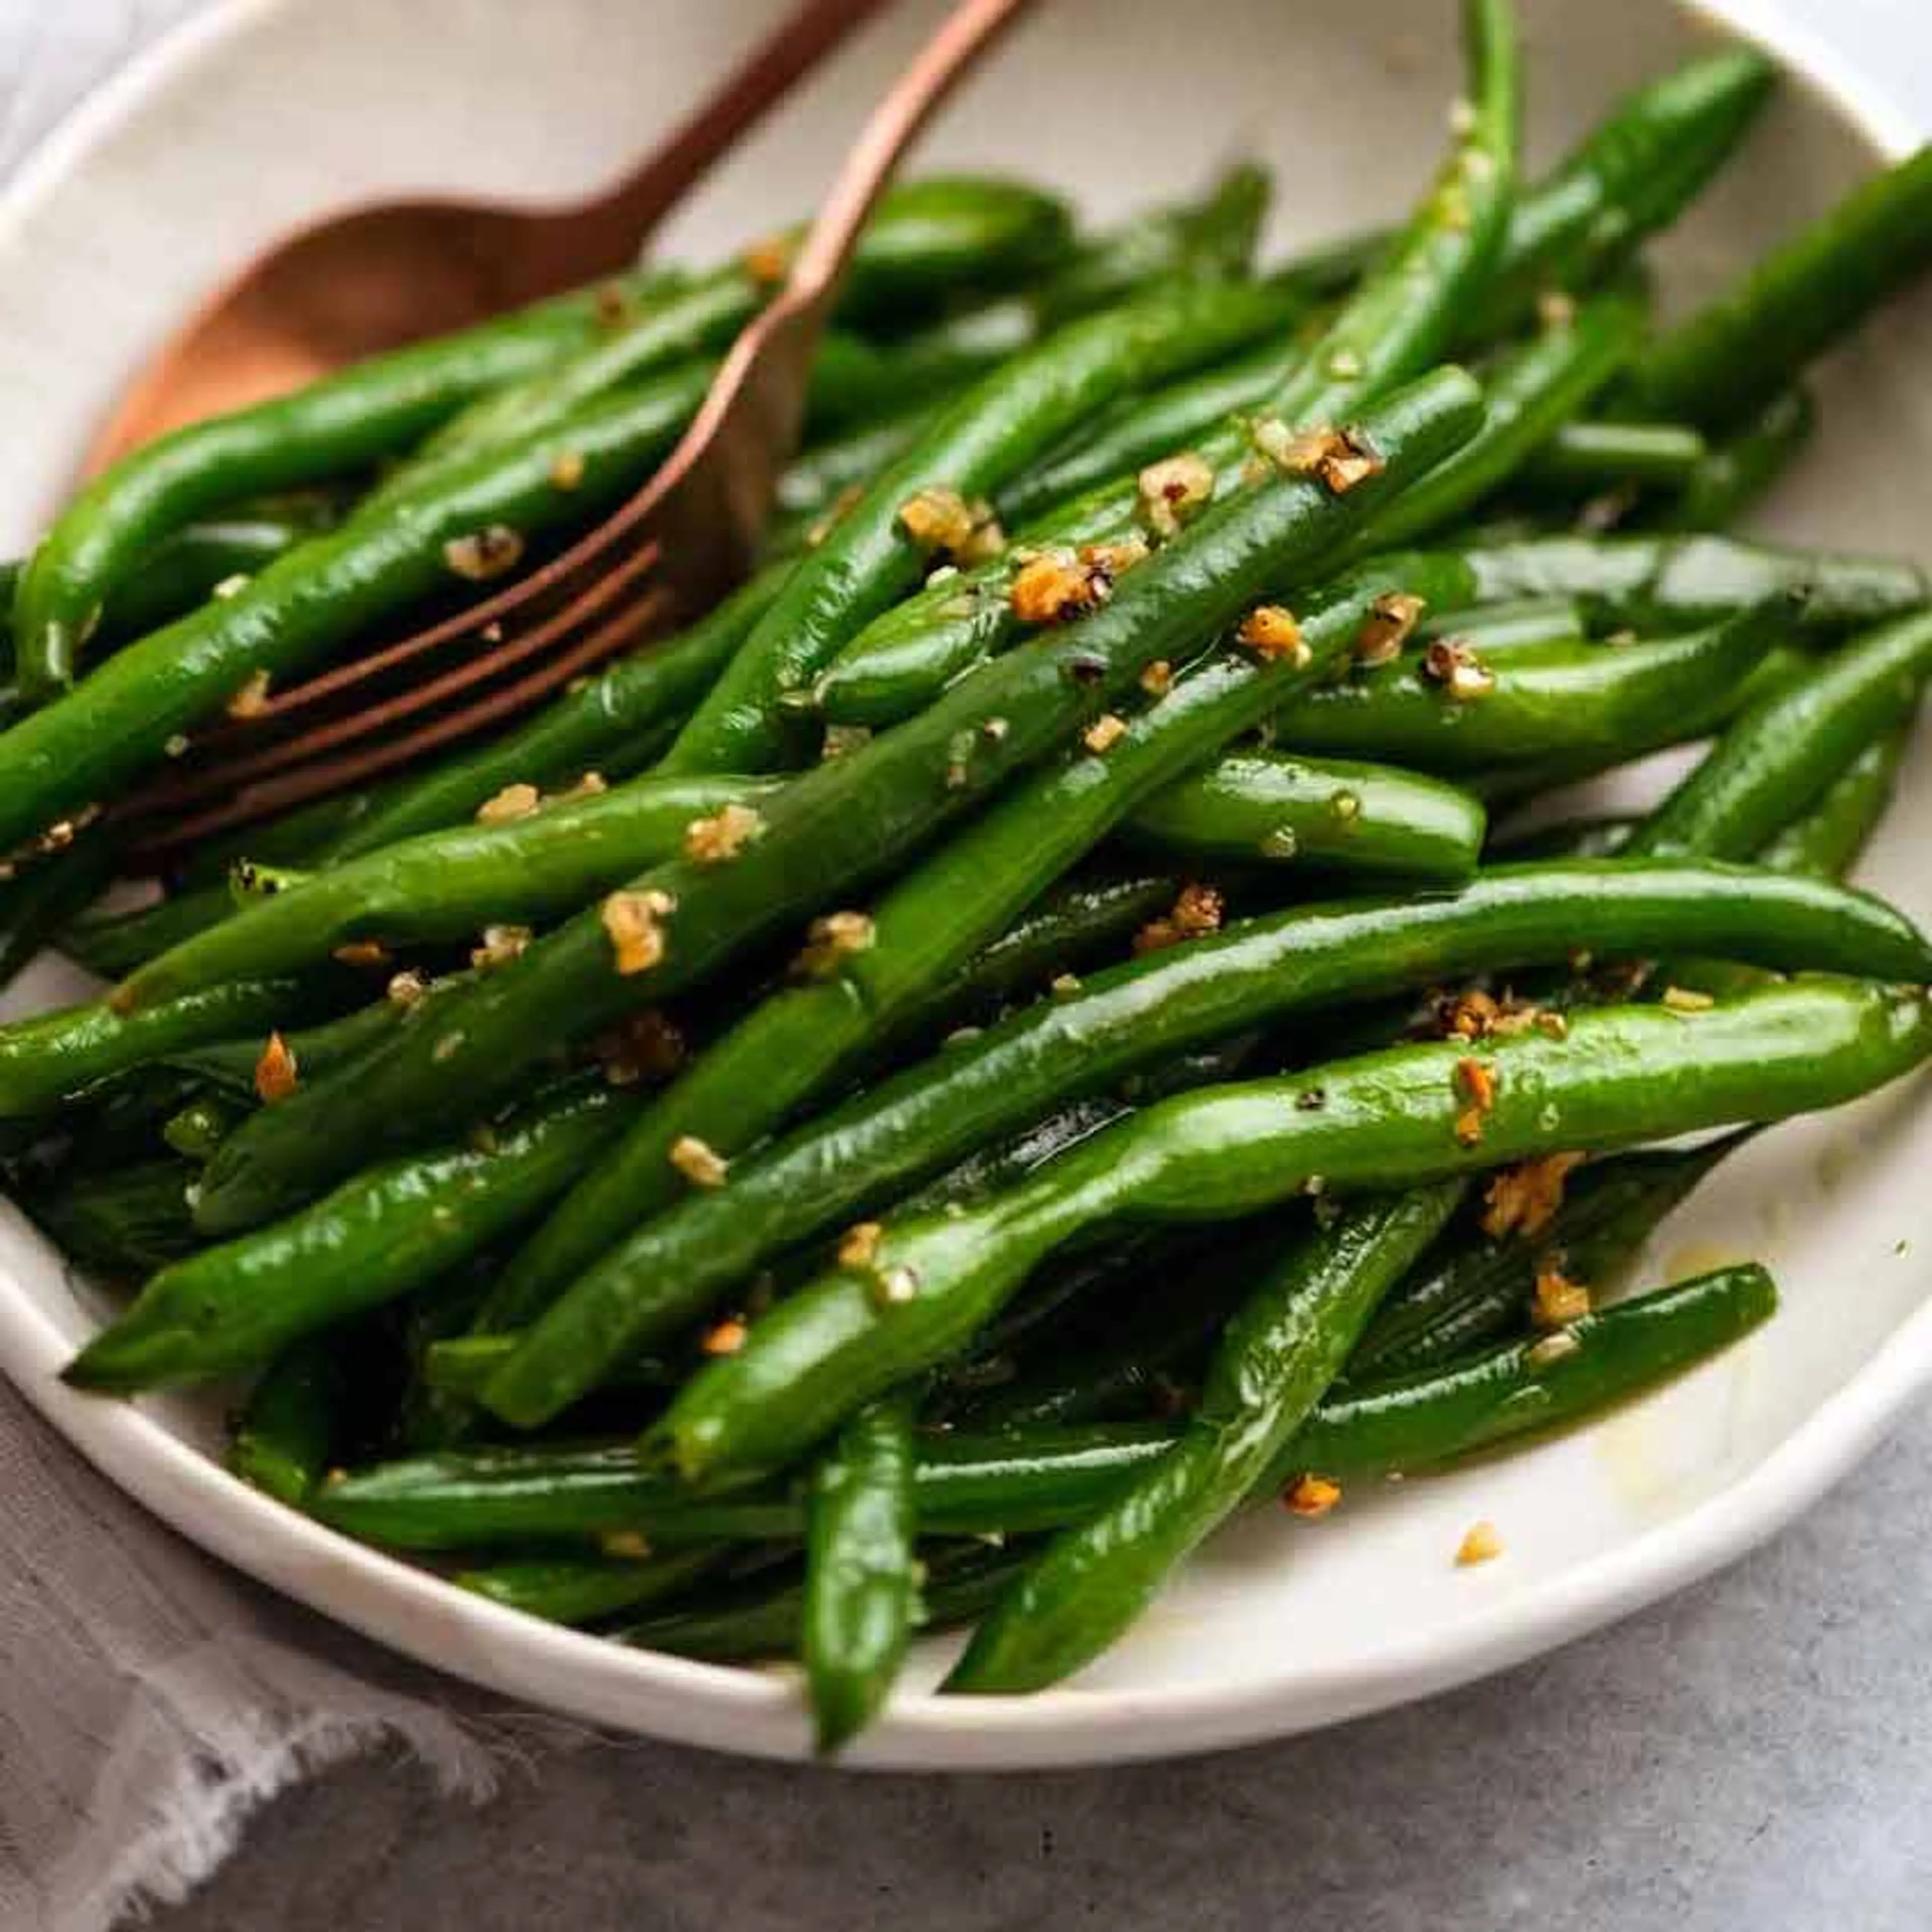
0,0 -> 1925,1770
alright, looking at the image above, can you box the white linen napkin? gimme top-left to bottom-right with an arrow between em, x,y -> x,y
0,1375 -> 502,1931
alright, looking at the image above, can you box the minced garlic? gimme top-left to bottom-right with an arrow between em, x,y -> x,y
254,1031 -> 298,1104
682,801 -> 766,865
601,888 -> 674,975
670,1134 -> 729,1189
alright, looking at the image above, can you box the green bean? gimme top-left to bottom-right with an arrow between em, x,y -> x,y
1036,163 -> 1272,322
80,503 -> 345,650
64,1080 -> 633,1392
810,0 -> 1518,732
947,1184 -> 1462,1692
322,566 -> 788,863
1367,286 -> 1648,549
805,1395 -> 920,1751
421,1332 -> 676,1403
1627,608 -> 1932,861
896,871 -> 1179,1034
1634,145 -> 1932,428
479,859 -> 1925,1430
653,980 -> 1928,1482
958,1229 -> 1260,1430
471,552 -> 1482,1362
160,985 -> 465,1098
390,178 -> 1076,476
996,43 -> 1770,537
229,1334 -> 357,1507
613,1543 -> 1029,1664
1122,752 -> 1485,880
803,176 -> 1077,321
455,1547 -> 722,1628
1653,388 -> 1815,534
1290,1261 -> 1780,1486
1468,643 -> 1809,809
0,835 -> 119,994
23,1158 -> 201,1278
1526,420 -> 1710,494
1421,597 -> 1585,653
1351,1131 -> 1747,1375
1756,725 -> 1908,879
1269,597 -> 1795,773
191,369 -> 1485,1237
0,979 -> 305,1118
1457,532 -> 1926,635
0,378 -> 727,858
660,275 -> 1324,774
116,772 -> 787,1008
9,272 -> 684,702
57,892 -> 230,982
1464,47 -> 1777,337
993,328 -> 1318,531
768,406 -> 943,544
161,1095 -> 237,1162
314,1263 -> 1775,1556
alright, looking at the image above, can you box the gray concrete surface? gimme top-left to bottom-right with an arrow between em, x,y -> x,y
7,4 -> 1932,1927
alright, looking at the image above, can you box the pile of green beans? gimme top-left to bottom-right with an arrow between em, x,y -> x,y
13,4 -> 1932,1750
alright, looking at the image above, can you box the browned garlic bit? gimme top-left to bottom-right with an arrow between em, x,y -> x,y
741,233 -> 793,284
821,723 -> 872,762
386,970 -> 429,1010
1482,1151 -> 1586,1241
1138,659 -> 1174,697
1137,452 -> 1216,539
601,1530 -> 651,1561
549,449 -> 586,491
1283,1475 -> 1342,1518
601,888 -> 674,976
795,909 -> 876,979
1082,712 -> 1129,755
898,487 -> 1004,564
443,525 -> 525,582
1455,1520 -> 1504,1567
254,1032 -> 299,1104
1135,881 -> 1226,955
475,782 -> 541,826
670,1134 -> 730,1190
1008,540 -> 1145,626
1488,1001 -> 1569,1043
1453,1056 -> 1496,1146
470,923 -> 532,971
838,1222 -> 885,1270
1436,988 -> 1499,1041
225,669 -> 273,720
1537,288 -> 1578,329
1662,985 -> 1717,1013
331,941 -> 391,971
1251,419 -> 1384,493
1421,636 -> 1496,700
682,801 -> 766,865
1356,591 -> 1427,665
593,282 -> 632,328
1532,1266 -> 1593,1330
1237,603 -> 1310,666
593,1009 -> 686,1087
701,1317 -> 750,1356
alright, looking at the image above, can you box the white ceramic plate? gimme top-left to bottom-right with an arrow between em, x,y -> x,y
2,0 -> 1930,1769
